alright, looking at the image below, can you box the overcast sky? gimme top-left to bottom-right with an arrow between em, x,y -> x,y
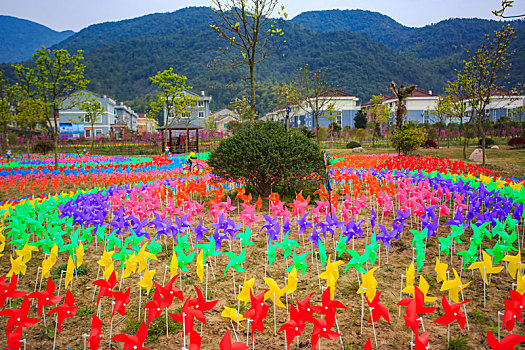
1,0 -> 523,32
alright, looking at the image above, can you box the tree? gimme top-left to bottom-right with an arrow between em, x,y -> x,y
210,0 -> 287,119
73,94 -> 105,153
390,123 -> 427,155
150,68 -> 192,156
442,72 -> 472,159
0,71 -> 17,151
228,96 -> 252,123
426,96 -> 451,148
493,0 -> 525,18
208,121 -> 324,196
367,95 -> 392,146
15,98 -> 47,153
287,65 -> 334,144
390,81 -> 416,127
324,102 -> 341,144
354,109 -> 367,129
463,25 -> 515,165
13,46 -> 88,169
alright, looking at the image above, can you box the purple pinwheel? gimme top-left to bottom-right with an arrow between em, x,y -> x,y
283,218 -> 291,234
308,228 -> 322,247
225,218 -> 241,240
174,214 -> 191,234
294,213 -> 312,235
371,208 -> 376,229
514,203 -> 523,222
149,212 -> 169,238
129,214 -> 150,240
262,215 -> 279,233
376,224 -> 395,249
212,213 -> 229,235
445,207 -> 467,228
192,219 -> 208,243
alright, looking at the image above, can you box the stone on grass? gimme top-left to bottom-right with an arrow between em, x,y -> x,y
491,145 -> 499,149
352,147 -> 364,153
469,148 -> 485,162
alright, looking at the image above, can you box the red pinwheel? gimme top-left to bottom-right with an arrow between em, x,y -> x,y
0,297 -> 40,335
144,292 -> 163,326
414,331 -> 430,350
189,330 -> 202,350
92,271 -> 117,307
401,300 -> 420,335
112,321 -> 151,350
243,290 -> 269,334
27,278 -> 62,317
363,336 -> 373,350
397,286 -> 437,315
0,274 -> 27,306
310,316 -> 341,350
434,294 -> 470,329
503,298 -> 518,331
296,292 -> 315,323
278,304 -> 306,347
111,288 -> 130,320
220,329 -> 249,350
89,314 -> 102,350
154,274 -> 183,309
509,290 -> 525,322
366,292 -> 390,324
487,330 -> 525,349
312,287 -> 346,326
188,285 -> 218,312
6,326 -> 23,350
47,290 -> 78,332
170,296 -> 206,337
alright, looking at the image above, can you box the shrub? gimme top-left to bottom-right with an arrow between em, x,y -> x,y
390,125 -> 427,155
32,140 -> 54,154
346,141 -> 361,149
208,121 -> 325,197
293,125 -> 314,139
423,139 -> 438,149
478,137 -> 495,147
508,137 -> 525,148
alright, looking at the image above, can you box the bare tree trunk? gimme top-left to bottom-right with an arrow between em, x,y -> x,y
249,60 -> 255,120
53,107 -> 59,169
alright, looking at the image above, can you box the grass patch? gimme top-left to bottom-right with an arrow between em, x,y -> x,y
448,335 -> 471,350
50,264 -> 89,277
77,305 -> 97,317
123,316 -> 182,343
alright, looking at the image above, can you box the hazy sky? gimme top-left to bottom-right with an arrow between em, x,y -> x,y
1,0 -> 523,32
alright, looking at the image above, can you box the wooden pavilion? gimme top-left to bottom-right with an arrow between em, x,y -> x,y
159,122 -> 202,154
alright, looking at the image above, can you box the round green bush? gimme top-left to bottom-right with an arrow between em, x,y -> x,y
478,137 -> 495,147
346,141 -> 361,149
390,125 -> 427,155
208,121 -> 325,197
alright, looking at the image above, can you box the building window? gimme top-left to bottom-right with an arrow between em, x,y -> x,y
198,112 -> 204,118
198,101 -> 204,107
85,130 -> 91,138
337,112 -> 343,126
95,129 -> 102,137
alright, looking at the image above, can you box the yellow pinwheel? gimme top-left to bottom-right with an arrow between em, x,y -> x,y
138,269 -> 156,295
76,242 -> 84,268
98,249 -> 117,280
221,306 -> 246,327
15,244 -> 38,263
434,257 -> 448,283
136,244 -> 157,273
517,272 -> 525,294
237,274 -> 255,305
122,254 -> 139,279
285,267 -> 298,295
65,255 -> 75,289
263,277 -> 288,308
415,275 -> 437,303
170,251 -> 178,279
8,254 -> 27,277
0,229 -> 5,257
357,267 -> 379,301
401,263 -> 416,294
503,249 -> 522,279
468,250 -> 503,285
196,250 -> 204,283
41,245 -> 58,281
441,268 -> 471,303
318,255 -> 344,299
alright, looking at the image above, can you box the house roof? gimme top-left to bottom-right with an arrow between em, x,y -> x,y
409,88 -> 438,97
269,89 -> 355,113
362,95 -> 396,107
158,122 -> 203,130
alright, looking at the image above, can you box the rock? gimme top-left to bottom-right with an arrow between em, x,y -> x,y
491,145 -> 499,149
469,148 -> 485,162
352,147 -> 364,153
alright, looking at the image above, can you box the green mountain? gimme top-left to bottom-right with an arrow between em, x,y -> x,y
2,8 -> 524,116
0,15 -> 74,63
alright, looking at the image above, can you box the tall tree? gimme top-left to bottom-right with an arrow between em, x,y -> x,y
13,46 -> 88,169
324,102 -> 341,145
15,98 -> 47,153
0,71 -> 17,151
287,65 -> 334,144
72,94 -> 105,153
210,0 -> 287,119
353,109 -> 367,129
463,25 -> 515,165
367,95 -> 392,146
390,81 -> 416,127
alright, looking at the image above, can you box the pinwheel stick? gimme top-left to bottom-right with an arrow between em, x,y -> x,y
83,333 -> 88,350
273,293 -> 277,336
52,314 -> 58,350
57,269 -> 66,296
460,289 -> 470,331
109,301 -> 115,348
369,306 -> 379,349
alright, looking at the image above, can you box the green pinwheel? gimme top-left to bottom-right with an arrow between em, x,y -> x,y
174,247 -> 196,272
317,240 -> 327,268
275,231 -> 299,259
106,232 -> 122,251
344,249 -> 368,273
336,235 -> 349,257
175,232 -> 192,253
80,226 -> 94,245
450,225 -> 465,244
236,226 -> 254,248
365,233 -> 379,266
457,245 -> 479,266
486,241 -> 507,264
195,237 -> 222,260
224,248 -> 246,274
438,234 -> 453,255
146,238 -> 163,256
267,241 -> 277,267
287,248 -> 310,275
124,234 -> 142,252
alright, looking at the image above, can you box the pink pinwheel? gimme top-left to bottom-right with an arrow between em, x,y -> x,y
278,304 -> 306,348
220,329 -> 249,350
239,203 -> 262,229
92,271 -> 117,307
221,196 -> 237,213
89,314 -> 103,350
27,278 -> 62,317
0,297 -> 40,335
112,321 -> 150,350
434,294 -> 470,329
439,201 -> 450,217
0,274 -> 27,306
47,290 -> 77,332
487,330 -> 525,349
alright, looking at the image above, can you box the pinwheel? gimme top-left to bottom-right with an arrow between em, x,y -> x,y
244,290 -> 269,335
414,331 -> 430,350
434,294 -> 470,329
222,306 -> 247,327
398,286 -> 437,319
64,255 -> 75,289
89,314 -> 103,350
503,249 -> 522,279
366,292 -> 390,324
0,296 -> 40,335
435,257 -> 448,283
0,274 -> 27,306
357,267 -> 379,302
8,254 -> 27,277
236,226 -> 254,248
111,321 -> 150,350
285,267 -> 298,295
138,269 -> 156,295
170,296 -> 206,337
441,268 -> 471,303
486,330 -> 525,350
6,326 -> 23,350
275,231 -> 299,259
287,248 -> 309,275
188,285 -> 218,312
27,278 -> 62,317
220,329 -> 249,350
47,290 -> 77,332
97,249 -> 117,280
310,316 -> 341,349
224,249 -> 246,274
111,288 -> 130,320
93,271 -> 117,307
318,256 -> 344,299
508,290 -> 525,322
278,304 -> 306,348
263,277 -> 288,308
